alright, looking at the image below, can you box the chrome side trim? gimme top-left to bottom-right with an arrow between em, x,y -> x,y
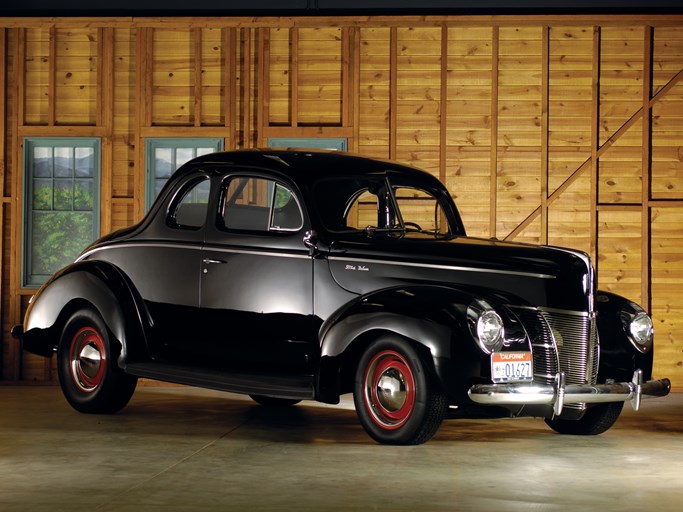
77,242 -> 311,262
202,246 -> 310,260
329,256 -> 556,280
76,242 -> 203,262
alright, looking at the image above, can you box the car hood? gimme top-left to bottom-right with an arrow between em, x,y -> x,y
326,234 -> 593,312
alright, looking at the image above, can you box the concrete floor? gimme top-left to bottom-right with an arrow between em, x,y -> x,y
1,385 -> 682,512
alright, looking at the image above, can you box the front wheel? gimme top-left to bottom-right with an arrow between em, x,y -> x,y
57,308 -> 137,414
353,337 -> 447,445
544,402 -> 624,435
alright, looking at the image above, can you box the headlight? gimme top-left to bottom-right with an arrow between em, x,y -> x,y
468,301 -> 505,354
620,303 -> 653,353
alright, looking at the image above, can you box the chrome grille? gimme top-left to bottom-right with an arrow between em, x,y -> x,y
511,307 -> 599,387
541,311 -> 598,386
512,308 -> 558,384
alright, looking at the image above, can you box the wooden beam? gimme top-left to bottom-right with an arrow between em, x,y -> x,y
224,27 -> 237,149
101,28 -> 115,133
505,56 -> 683,242
290,27 -> 299,129
597,204 -> 645,212
140,126 -> 235,138
649,200 -> 683,208
48,26 -> 56,126
439,23 -> 448,187
142,27 -> 153,128
342,26 -> 350,129
490,26 -> 499,239
0,28 -> 5,379
15,28 -> 25,130
262,126 -> 354,139
17,126 -> 109,137
351,26 -> 361,152
96,28 -> 103,128
651,67 -> 683,104
257,28 -> 269,146
590,26 -> 600,265
540,26 -> 549,245
3,14 -> 683,30
642,25 -> 653,311
241,28 -> 252,147
0,28 -> 5,192
9,28 -> 26,380
99,27 -> 115,235
134,26 -> 152,222
97,27 -> 116,133
505,159 -> 592,241
389,26 -> 397,161
193,28 -> 203,127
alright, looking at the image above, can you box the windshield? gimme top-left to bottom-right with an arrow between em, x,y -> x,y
313,175 -> 456,237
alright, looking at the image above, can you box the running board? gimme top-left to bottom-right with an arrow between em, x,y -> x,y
125,362 -> 316,400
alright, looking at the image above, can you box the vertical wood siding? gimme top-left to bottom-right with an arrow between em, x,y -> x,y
1,15 -> 682,388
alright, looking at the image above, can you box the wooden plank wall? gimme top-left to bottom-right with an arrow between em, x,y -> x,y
0,15 -> 682,389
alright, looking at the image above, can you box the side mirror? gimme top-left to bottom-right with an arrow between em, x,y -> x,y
303,230 -> 319,257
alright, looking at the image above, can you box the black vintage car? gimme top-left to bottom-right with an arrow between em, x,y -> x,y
14,149 -> 670,444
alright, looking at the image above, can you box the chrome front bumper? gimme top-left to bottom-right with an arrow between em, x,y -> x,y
468,369 -> 671,416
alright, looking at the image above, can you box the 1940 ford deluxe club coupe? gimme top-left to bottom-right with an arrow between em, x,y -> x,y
14,150 -> 671,445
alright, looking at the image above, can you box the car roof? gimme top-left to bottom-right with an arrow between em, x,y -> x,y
182,149 -> 441,186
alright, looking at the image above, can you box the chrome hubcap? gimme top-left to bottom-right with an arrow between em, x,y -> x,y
69,327 -> 106,393
77,343 -> 102,381
376,369 -> 408,412
363,349 -> 416,430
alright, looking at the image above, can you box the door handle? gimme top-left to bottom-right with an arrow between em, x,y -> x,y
203,258 -> 227,265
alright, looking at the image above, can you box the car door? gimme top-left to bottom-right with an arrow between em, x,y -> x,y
198,173 -> 316,374
101,173 -> 210,364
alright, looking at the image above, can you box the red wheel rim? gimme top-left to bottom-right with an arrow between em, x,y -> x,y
363,350 -> 416,430
69,326 -> 107,393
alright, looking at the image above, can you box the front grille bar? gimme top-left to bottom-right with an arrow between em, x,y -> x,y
510,306 -> 599,395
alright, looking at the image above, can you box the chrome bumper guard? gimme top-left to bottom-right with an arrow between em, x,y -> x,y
468,370 -> 671,416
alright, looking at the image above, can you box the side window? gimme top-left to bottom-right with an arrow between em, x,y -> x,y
23,137 -> 100,287
268,137 -> 347,151
221,176 -> 303,233
393,187 -> 448,234
145,138 -> 223,212
271,184 -> 303,231
169,178 -> 211,229
345,190 -> 378,230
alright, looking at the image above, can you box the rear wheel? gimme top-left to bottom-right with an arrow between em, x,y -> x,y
353,337 -> 447,445
57,308 -> 137,414
545,402 -> 624,435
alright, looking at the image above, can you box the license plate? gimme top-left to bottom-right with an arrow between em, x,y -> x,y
491,352 -> 533,383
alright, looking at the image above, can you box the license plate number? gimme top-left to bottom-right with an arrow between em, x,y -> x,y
491,352 -> 533,383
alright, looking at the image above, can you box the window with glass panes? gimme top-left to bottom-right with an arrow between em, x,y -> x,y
23,138 -> 100,287
145,138 -> 223,211
267,138 -> 347,151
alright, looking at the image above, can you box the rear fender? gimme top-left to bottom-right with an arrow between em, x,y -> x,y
22,260 -> 150,367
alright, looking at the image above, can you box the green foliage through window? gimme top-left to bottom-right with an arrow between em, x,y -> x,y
23,138 -> 100,287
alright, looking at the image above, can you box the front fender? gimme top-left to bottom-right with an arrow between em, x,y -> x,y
316,285 -> 529,404
21,260 -> 150,367
596,291 -> 654,381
